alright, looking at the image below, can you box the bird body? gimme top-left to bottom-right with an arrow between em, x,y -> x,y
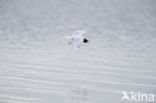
65,30 -> 87,49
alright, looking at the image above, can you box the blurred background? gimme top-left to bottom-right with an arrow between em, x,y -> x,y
0,0 -> 156,103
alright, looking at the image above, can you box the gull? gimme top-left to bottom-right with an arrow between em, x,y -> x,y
65,30 -> 88,49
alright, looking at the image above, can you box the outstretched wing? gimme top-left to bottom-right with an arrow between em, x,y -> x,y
72,30 -> 86,37
74,37 -> 84,49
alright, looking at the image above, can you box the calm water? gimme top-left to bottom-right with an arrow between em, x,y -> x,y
0,0 -> 156,103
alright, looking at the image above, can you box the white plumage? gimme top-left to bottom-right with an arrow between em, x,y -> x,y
65,30 -> 86,49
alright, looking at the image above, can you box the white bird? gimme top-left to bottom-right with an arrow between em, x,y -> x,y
65,30 -> 88,49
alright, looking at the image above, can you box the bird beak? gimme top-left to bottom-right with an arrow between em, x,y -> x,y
68,41 -> 72,45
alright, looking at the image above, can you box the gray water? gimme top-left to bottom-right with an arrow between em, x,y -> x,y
0,0 -> 156,103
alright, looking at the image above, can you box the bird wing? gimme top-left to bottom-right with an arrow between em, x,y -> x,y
72,30 -> 86,37
74,36 -> 84,49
